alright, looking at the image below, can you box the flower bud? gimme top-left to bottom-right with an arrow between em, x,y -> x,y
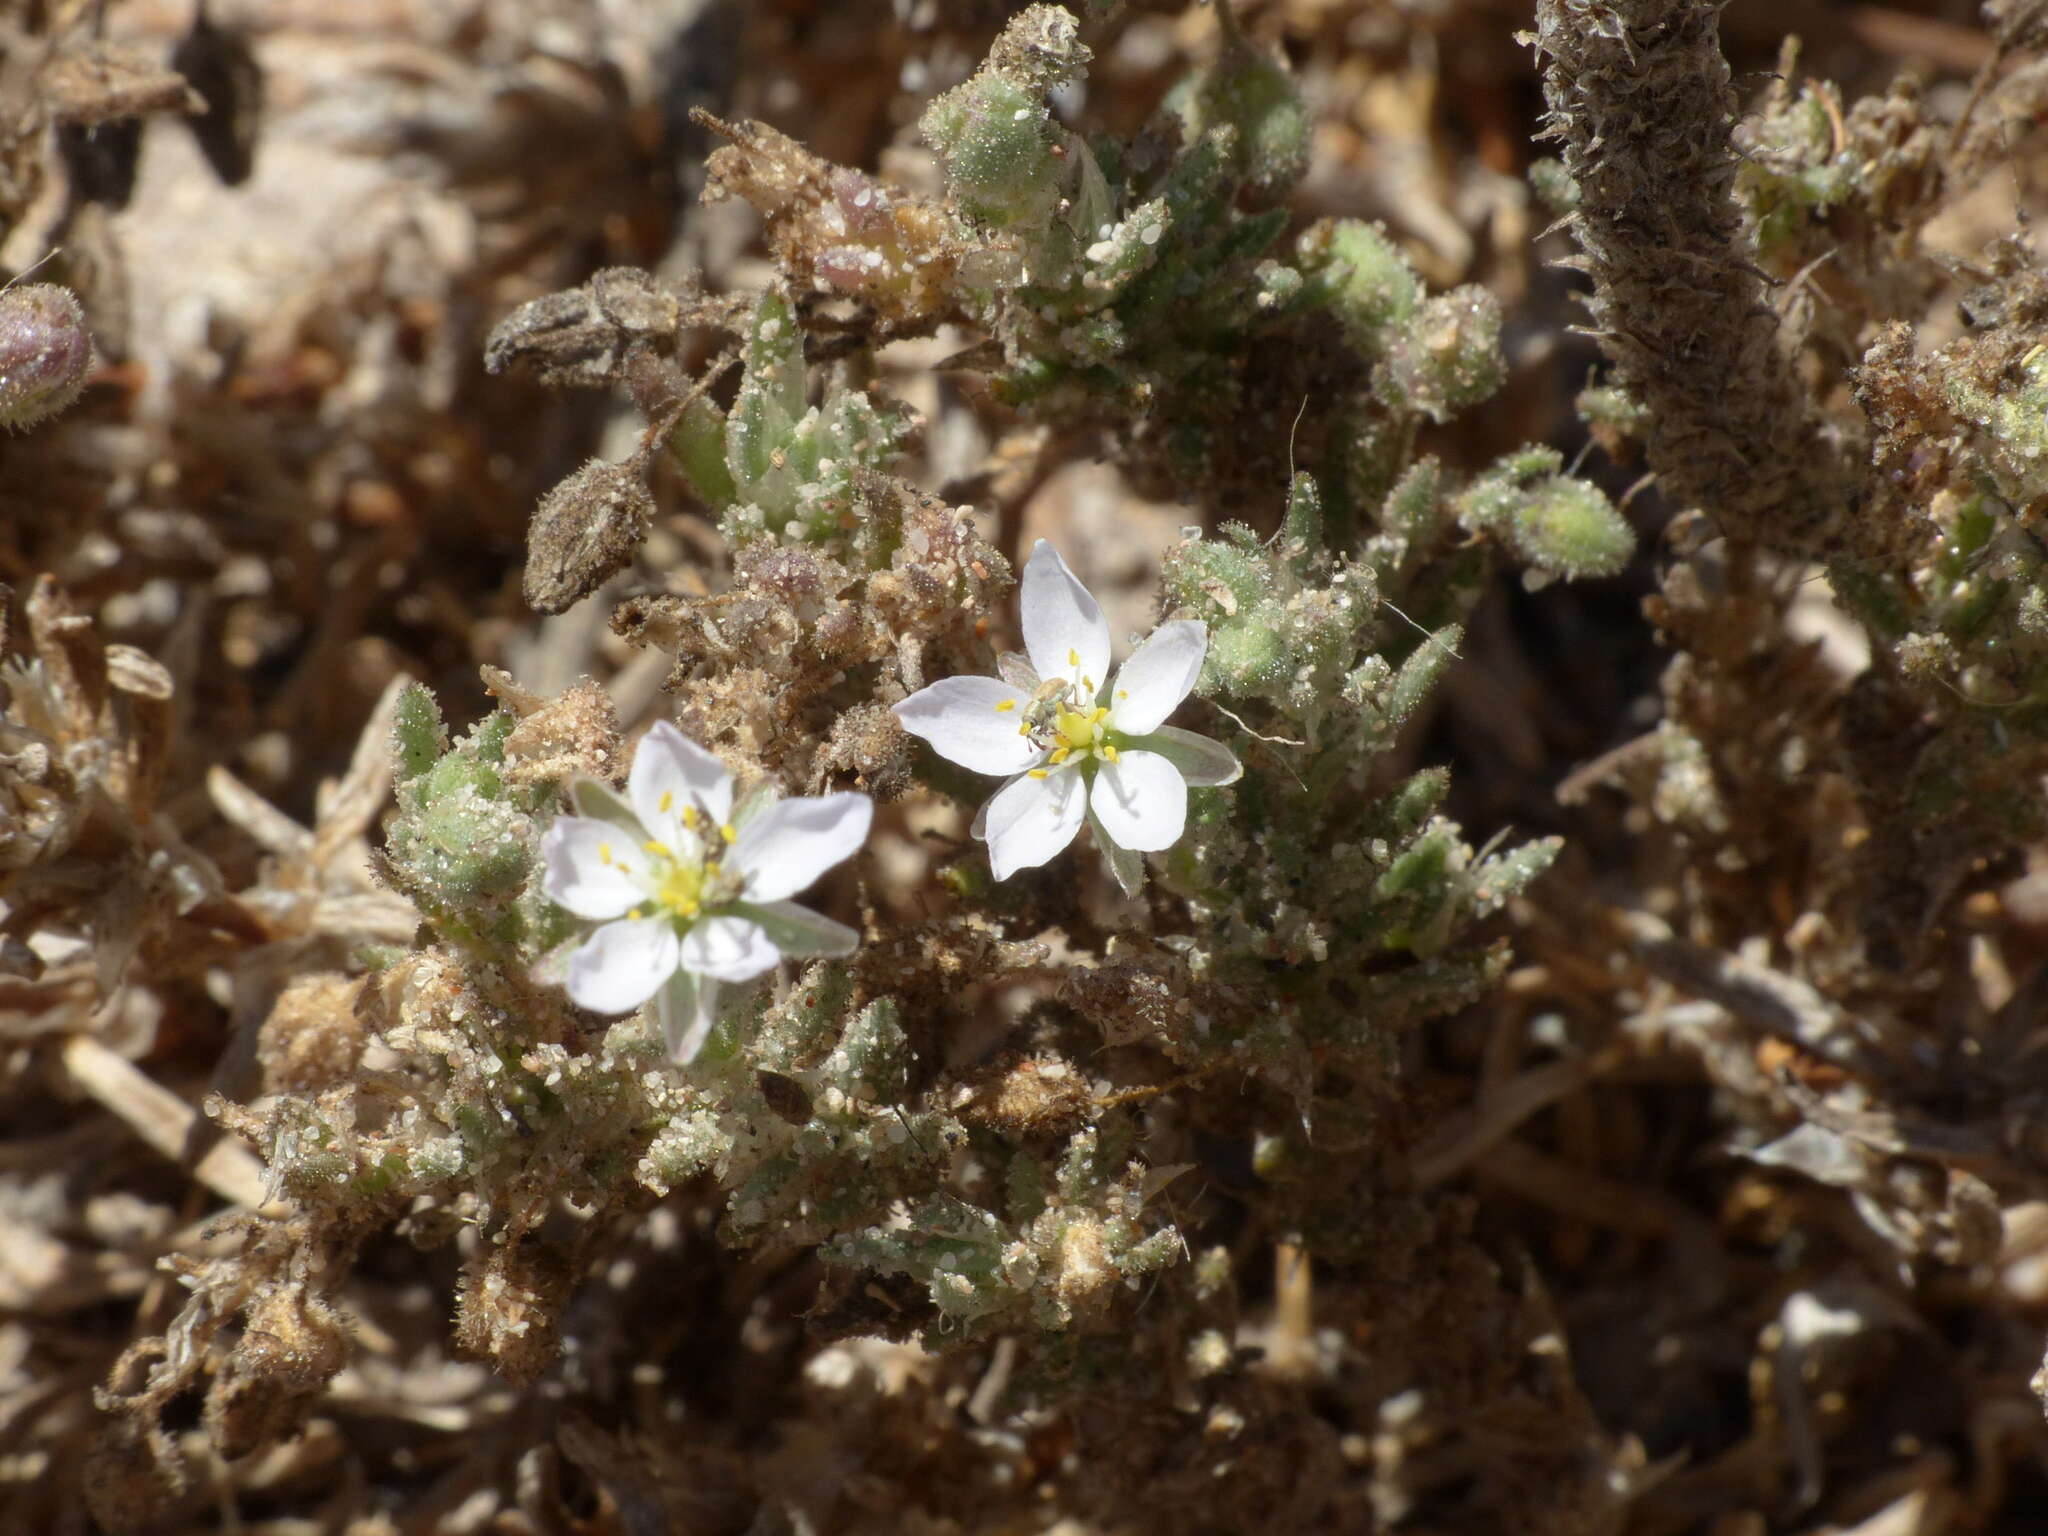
1209,618 -> 1287,692
921,71 -> 1067,230
384,707 -> 551,943
1163,537 -> 1272,620
0,283 -> 93,430
1171,42 -> 1310,197
1508,476 -> 1635,580
918,5 -> 1089,231
1456,446 -> 1634,581
1297,220 -> 1420,356
1378,287 -> 1505,422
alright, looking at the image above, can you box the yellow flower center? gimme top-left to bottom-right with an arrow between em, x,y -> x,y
1055,705 -> 1103,750
635,817 -> 737,921
650,851 -> 709,918
1029,705 -> 1119,776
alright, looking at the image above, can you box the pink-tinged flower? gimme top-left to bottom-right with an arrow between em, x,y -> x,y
895,540 -> 1239,894
541,722 -> 870,1062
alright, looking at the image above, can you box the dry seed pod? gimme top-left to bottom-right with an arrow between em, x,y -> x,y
522,457 -> 653,614
0,283 -> 93,429
485,266 -> 680,389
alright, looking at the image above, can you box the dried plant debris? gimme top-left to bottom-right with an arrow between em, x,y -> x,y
697,110 -> 970,338
11,0 -> 2048,1532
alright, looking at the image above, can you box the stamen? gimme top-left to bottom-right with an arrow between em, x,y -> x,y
995,699 -> 1017,713
1028,768 -> 1050,779
1083,675 -> 1096,692
1117,689 -> 1128,700
1103,745 -> 1120,762
1067,648 -> 1079,666
1091,705 -> 1109,722
643,840 -> 667,856
1018,723 -> 1031,737
682,806 -> 701,830
1049,746 -> 1070,764
598,842 -> 614,865
720,823 -> 737,844
659,790 -> 674,812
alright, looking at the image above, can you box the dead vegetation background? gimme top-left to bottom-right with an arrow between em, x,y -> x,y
8,0 -> 2048,1532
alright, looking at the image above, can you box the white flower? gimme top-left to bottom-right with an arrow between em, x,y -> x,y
895,540 -> 1240,893
540,721 -> 871,1062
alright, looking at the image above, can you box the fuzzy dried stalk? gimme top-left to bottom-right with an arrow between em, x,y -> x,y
1533,0 -> 1857,558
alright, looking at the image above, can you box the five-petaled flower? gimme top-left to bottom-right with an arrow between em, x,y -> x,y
541,721 -> 871,1062
895,540 -> 1240,893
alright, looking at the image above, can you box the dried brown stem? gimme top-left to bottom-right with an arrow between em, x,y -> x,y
1533,0 -> 1860,558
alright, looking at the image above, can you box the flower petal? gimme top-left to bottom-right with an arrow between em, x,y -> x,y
1087,802 -> 1146,897
979,765 -> 1087,879
565,915 -> 680,1014
569,777 -> 643,835
729,778 -> 778,831
1089,750 -> 1187,852
1020,541 -> 1110,694
654,969 -> 723,1064
629,720 -> 732,846
1129,725 -> 1241,787
735,900 -> 861,958
729,792 -> 872,901
541,815 -> 652,920
895,676 -> 1044,776
679,913 -> 782,982
1108,620 -> 1207,735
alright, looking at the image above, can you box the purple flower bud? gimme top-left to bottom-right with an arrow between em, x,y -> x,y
0,283 -> 93,430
